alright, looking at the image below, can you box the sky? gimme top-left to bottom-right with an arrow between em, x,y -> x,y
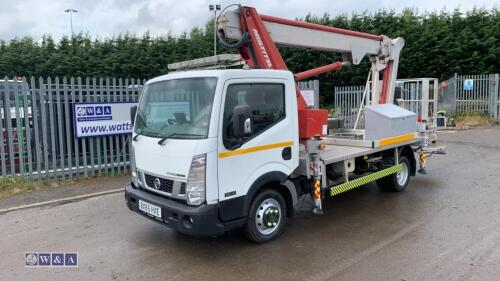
0,0 -> 498,41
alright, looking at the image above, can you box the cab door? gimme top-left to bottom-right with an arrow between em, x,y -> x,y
217,78 -> 298,210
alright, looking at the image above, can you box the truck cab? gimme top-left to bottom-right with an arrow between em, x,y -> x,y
125,69 -> 300,241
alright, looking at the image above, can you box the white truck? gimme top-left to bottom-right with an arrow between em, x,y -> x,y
125,5 -> 443,243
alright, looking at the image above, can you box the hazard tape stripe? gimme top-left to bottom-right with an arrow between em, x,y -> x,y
330,164 -> 403,197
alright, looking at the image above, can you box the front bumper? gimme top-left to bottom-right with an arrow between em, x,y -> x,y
125,183 -> 240,236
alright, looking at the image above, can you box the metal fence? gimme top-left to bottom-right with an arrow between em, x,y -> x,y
441,73 -> 499,117
0,77 -> 144,180
333,78 -> 439,129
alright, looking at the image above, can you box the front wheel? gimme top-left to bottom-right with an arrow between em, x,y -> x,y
244,189 -> 287,243
376,156 -> 411,192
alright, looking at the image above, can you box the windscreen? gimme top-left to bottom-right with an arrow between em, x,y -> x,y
134,77 -> 217,139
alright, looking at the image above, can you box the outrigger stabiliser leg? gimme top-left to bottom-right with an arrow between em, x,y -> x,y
417,125 -> 429,174
418,148 -> 427,174
308,139 -> 324,215
312,170 -> 323,215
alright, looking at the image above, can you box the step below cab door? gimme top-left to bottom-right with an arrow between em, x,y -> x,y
217,78 -> 299,219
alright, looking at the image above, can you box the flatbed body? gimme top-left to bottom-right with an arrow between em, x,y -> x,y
297,132 -> 422,189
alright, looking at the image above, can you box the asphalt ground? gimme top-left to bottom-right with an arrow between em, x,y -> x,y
1,126 -> 499,281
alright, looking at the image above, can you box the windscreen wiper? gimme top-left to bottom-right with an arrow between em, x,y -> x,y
157,133 -> 204,146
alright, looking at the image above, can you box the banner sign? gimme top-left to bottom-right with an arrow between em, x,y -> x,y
73,102 -> 137,138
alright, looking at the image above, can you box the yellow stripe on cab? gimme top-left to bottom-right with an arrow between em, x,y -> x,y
218,141 -> 294,159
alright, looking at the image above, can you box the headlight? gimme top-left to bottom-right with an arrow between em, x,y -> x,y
186,154 -> 206,206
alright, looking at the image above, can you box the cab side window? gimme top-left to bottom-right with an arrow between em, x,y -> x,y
223,83 -> 286,149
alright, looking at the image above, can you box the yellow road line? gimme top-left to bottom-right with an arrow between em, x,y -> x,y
218,141 -> 293,158
379,133 -> 417,147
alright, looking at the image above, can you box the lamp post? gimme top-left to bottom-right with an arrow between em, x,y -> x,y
64,8 -> 78,37
209,4 -> 221,56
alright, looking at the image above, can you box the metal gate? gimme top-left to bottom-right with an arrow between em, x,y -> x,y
441,73 -> 499,117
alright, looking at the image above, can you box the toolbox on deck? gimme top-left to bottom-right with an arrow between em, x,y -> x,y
364,104 -> 417,141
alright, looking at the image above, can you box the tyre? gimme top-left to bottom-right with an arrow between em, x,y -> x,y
376,156 -> 411,192
244,189 -> 287,243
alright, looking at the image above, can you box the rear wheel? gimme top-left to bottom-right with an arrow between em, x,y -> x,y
376,156 -> 411,192
244,189 -> 287,243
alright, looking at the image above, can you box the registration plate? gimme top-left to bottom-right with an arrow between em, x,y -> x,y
138,200 -> 162,218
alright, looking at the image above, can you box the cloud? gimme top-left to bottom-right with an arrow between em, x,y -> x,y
0,0 -> 498,41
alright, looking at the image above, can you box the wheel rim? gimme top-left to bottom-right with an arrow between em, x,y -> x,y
255,198 -> 282,235
396,161 -> 409,186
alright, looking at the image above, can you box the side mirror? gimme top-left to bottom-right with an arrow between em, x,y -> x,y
232,105 -> 252,138
130,105 -> 138,125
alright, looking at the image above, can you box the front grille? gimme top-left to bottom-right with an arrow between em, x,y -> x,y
180,183 -> 186,194
144,174 -> 174,193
